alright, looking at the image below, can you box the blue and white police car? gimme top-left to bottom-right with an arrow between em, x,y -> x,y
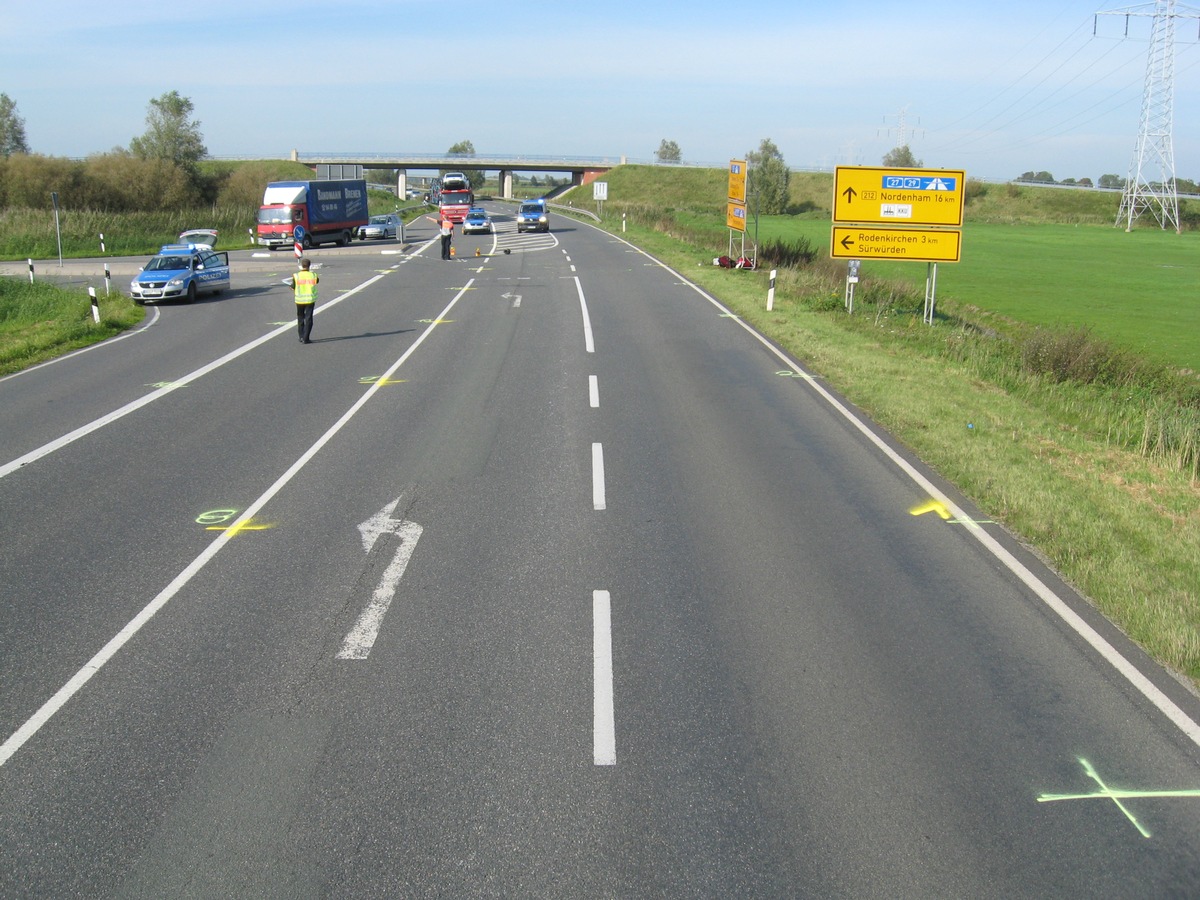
129,243 -> 230,305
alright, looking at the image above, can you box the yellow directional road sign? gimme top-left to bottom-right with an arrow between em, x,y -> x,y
831,225 -> 961,263
834,166 -> 965,226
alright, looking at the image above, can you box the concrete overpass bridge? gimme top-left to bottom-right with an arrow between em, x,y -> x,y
290,152 -> 630,198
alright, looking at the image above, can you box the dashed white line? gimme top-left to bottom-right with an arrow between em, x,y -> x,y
593,589 -> 616,766
589,375 -> 599,408
592,443 -> 606,510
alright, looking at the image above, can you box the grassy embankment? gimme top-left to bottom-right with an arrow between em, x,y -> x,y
556,166 -> 1200,687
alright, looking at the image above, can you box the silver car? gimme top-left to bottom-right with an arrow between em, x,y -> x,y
357,214 -> 403,240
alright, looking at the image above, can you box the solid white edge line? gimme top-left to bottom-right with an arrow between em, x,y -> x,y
0,279 -> 474,767
594,589 -> 616,766
592,442 -> 606,510
589,375 -> 599,408
586,222 -> 1200,751
0,271 -> 391,481
0,306 -> 161,384
574,276 -> 595,353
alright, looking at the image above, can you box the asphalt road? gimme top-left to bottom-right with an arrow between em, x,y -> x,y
1,207 -> 1199,897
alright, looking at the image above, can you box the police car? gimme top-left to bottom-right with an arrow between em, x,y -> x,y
516,199 -> 549,233
129,243 -> 231,304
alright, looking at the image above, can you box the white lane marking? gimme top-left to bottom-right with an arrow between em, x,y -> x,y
0,272 -> 390,481
589,375 -> 599,408
574,276 -> 594,353
592,224 -> 1200,751
337,520 -> 423,660
592,442 -> 606,510
0,307 -> 161,384
593,590 -> 616,766
0,280 -> 475,768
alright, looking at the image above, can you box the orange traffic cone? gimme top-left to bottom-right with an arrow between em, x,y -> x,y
450,245 -> 456,257
474,247 -> 481,257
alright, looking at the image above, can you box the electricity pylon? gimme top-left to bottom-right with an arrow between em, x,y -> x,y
1099,1 -> 1200,232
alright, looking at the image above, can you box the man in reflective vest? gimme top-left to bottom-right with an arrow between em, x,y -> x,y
439,214 -> 453,260
291,257 -> 319,343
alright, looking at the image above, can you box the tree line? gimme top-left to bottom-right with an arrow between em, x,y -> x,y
0,90 -> 274,211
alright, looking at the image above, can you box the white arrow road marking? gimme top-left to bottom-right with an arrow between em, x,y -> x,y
338,515 -> 423,661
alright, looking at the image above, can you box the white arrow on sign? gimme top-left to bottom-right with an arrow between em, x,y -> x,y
338,497 -> 423,660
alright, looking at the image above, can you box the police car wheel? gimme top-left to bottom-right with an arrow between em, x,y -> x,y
186,282 -> 197,304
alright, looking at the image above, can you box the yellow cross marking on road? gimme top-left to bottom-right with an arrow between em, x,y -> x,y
359,376 -> 408,385
206,518 -> 274,537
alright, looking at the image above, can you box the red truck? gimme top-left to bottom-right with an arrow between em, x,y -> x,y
256,179 -> 369,249
438,187 -> 474,224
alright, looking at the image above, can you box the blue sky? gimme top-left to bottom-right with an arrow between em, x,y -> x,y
4,0 -> 1199,182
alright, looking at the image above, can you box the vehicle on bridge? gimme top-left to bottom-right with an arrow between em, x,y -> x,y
256,179 -> 369,250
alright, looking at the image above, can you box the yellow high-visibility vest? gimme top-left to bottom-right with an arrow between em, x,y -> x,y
294,270 -> 318,304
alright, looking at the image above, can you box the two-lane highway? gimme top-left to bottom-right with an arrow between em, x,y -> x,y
1,206 -> 1198,896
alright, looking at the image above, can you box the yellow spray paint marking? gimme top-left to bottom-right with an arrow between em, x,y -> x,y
909,499 -> 952,520
415,318 -> 455,324
776,370 -> 816,381
147,382 -> 187,389
197,509 -> 239,526
206,518 -> 274,537
358,376 -> 407,386
445,285 -> 477,291
1037,757 -> 1200,839
269,321 -> 293,326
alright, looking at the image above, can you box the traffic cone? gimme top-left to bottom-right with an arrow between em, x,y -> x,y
450,245 -> 456,257
475,247 -> 481,257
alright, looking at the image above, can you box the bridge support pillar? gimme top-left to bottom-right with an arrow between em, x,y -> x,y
396,170 -> 408,200
501,170 -> 513,199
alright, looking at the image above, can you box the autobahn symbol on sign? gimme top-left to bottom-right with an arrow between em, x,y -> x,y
834,166 -> 965,226
831,225 -> 961,263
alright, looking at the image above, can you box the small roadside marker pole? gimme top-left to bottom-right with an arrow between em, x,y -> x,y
99,233 -> 105,254
622,213 -> 626,234
27,259 -> 34,284
767,269 -> 777,311
104,263 -> 111,296
88,287 -> 100,323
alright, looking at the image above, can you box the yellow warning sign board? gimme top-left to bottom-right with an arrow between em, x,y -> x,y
831,225 -> 961,263
728,159 -> 747,203
834,166 -> 965,226
727,201 -> 747,233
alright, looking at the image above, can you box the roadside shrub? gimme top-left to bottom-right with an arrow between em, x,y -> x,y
1019,325 -> 1141,387
757,236 -> 817,268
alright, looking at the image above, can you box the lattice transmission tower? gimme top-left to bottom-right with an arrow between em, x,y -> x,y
1098,1 -> 1200,232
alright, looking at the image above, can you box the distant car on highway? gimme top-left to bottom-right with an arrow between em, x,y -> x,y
516,200 -> 549,233
462,207 -> 492,234
357,214 -> 403,241
129,244 -> 230,305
